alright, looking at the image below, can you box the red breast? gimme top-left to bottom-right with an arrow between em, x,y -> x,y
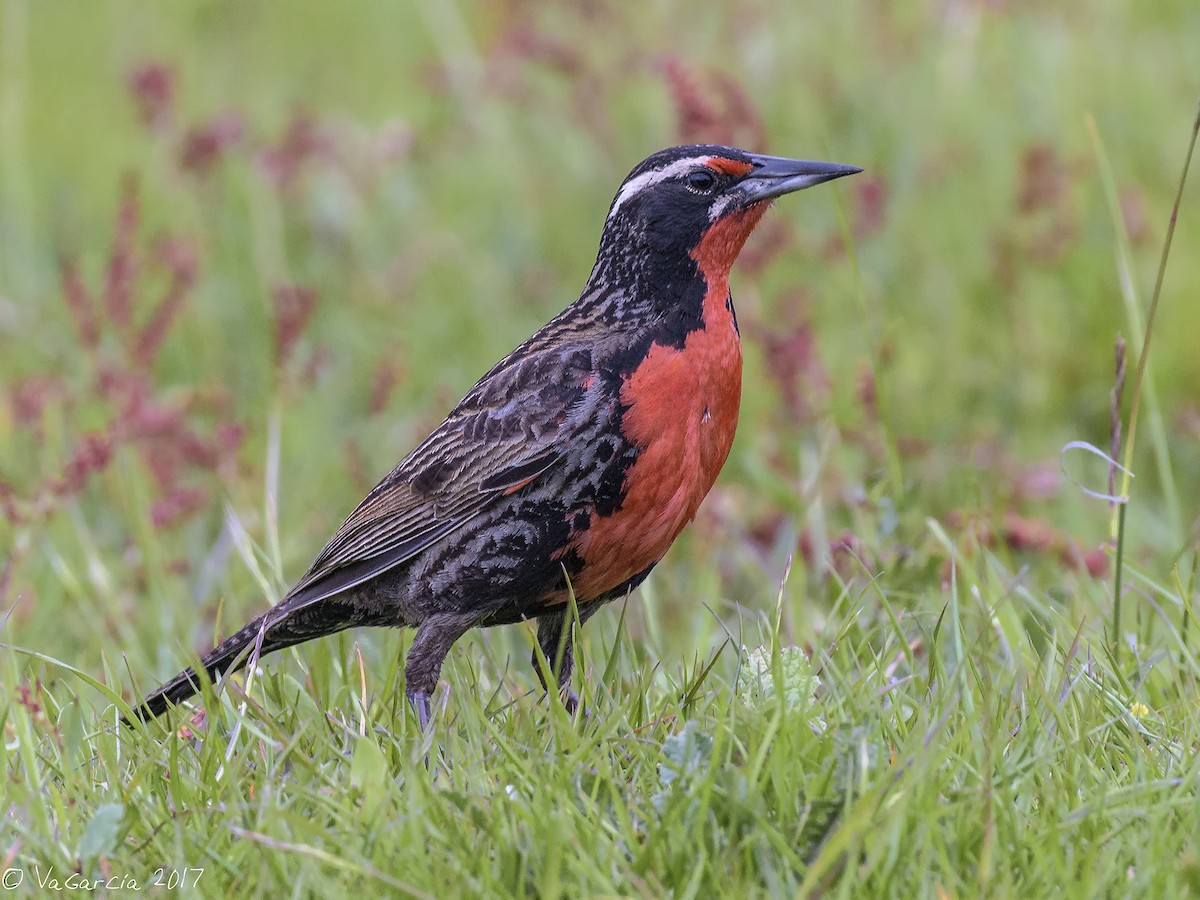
566,202 -> 769,599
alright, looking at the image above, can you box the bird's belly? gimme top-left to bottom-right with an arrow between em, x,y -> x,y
567,312 -> 742,599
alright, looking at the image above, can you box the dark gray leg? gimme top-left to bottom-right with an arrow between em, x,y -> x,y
534,612 -> 574,699
405,612 -> 477,731
534,604 -> 601,715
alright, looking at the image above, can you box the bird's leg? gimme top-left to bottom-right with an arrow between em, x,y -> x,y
409,692 -> 433,732
404,612 -> 477,731
535,611 -> 579,715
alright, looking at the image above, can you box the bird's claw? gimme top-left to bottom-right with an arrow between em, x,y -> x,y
409,690 -> 433,732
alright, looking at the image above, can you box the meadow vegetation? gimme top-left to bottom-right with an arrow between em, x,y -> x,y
1,0 -> 1199,895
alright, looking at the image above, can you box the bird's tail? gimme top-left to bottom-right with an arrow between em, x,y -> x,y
126,611 -> 297,724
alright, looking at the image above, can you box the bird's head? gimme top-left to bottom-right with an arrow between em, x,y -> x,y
600,144 -> 861,278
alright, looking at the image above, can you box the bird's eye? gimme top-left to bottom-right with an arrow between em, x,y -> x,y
685,169 -> 717,193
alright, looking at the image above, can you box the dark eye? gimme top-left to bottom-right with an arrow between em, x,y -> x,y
685,169 -> 717,193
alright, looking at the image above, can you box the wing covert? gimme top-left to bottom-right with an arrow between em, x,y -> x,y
279,339 -> 599,610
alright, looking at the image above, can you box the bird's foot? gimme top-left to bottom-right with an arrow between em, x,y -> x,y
408,690 -> 433,732
406,689 -> 438,773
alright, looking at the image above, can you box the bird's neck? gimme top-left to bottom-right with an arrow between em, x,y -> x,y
577,253 -> 698,330
582,202 -> 768,331
690,203 -> 769,284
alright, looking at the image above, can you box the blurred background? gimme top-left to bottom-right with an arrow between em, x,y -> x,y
0,0 -> 1197,696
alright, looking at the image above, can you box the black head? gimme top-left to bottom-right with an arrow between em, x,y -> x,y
600,144 -> 861,259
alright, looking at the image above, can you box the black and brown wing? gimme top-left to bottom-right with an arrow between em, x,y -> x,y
276,340 -> 599,617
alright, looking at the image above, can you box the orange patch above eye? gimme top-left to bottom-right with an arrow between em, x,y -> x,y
705,157 -> 754,177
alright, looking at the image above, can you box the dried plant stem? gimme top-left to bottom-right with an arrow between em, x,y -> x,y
1092,103 -> 1200,652
1108,338 -> 1126,505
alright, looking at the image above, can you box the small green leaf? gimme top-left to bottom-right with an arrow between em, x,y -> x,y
350,735 -> 388,792
78,803 -> 125,861
737,645 -> 821,719
653,721 -> 713,813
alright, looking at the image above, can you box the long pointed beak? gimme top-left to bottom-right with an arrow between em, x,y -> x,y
736,153 -> 862,204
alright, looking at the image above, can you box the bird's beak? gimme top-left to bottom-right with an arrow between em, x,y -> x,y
736,154 -> 863,204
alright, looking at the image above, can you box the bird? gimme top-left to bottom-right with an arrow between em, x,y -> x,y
128,144 -> 860,730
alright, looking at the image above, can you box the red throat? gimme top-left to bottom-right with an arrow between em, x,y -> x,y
689,202 -> 770,290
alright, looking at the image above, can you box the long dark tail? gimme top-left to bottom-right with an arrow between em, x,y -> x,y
127,619 -> 265,724
127,585 -> 385,724
127,611 -> 297,723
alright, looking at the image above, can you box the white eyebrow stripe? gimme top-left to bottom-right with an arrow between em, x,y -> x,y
607,155 -> 714,220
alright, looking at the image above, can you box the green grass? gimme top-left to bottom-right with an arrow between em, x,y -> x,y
2,0 -> 1200,895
